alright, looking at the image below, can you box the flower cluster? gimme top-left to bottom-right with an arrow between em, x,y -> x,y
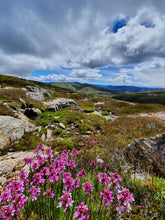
109,172 -> 122,189
43,189 -> 55,198
57,191 -> 74,212
98,173 -> 109,185
117,188 -> 134,214
73,201 -> 89,219
89,160 -> 96,168
82,181 -> 94,194
77,169 -> 86,179
0,142 -> 134,219
100,188 -> 114,206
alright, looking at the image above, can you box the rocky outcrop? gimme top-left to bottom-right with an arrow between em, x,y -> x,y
124,133 -> 165,171
0,116 -> 36,149
26,86 -> 51,101
0,151 -> 34,186
41,88 -> 51,98
43,98 -> 82,112
26,91 -> 44,102
19,98 -> 27,108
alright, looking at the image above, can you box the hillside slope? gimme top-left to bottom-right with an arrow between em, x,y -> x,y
113,90 -> 165,106
54,82 -> 124,95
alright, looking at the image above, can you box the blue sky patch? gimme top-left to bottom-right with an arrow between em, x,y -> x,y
112,18 -> 128,33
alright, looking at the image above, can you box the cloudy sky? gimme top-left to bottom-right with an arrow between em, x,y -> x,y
1,0 -> 165,87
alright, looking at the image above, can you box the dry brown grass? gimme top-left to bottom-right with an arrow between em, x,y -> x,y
97,116 -> 165,153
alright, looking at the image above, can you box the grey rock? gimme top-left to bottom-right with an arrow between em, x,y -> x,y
26,92 -> 44,102
3,86 -> 15,90
27,86 -> 40,93
0,176 -> 7,185
124,133 -> 165,168
26,87 -> 51,101
59,122 -> 65,129
50,125 -> 56,129
41,133 -> 46,142
19,98 -> 27,108
46,129 -> 53,141
3,102 -> 8,106
21,88 -> 27,92
41,88 -> 51,97
0,116 -> 36,149
0,151 -> 34,185
43,98 -> 82,112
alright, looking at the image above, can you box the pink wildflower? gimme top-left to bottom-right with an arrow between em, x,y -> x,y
73,201 -> 89,220
100,188 -> 114,206
5,180 -> 24,193
55,157 -> 68,171
18,169 -> 28,180
28,186 -> 40,201
12,193 -> 27,214
0,190 -> 12,205
109,172 -> 121,189
105,163 -> 110,171
45,148 -> 53,159
117,188 -> 134,214
57,191 -> 74,212
97,173 -> 109,185
63,176 -> 75,192
33,148 -> 41,155
68,160 -> 75,170
74,178 -> 80,188
0,204 -> 15,220
116,204 -> 123,215
35,155 -> 45,166
82,181 -> 94,194
72,149 -> 79,156
48,168 -> 61,183
23,157 -> 33,165
62,150 -> 68,158
63,172 -> 71,178
40,167 -> 50,176
92,139 -> 98,144
31,172 -> 45,186
31,161 -> 40,172
37,143 -> 45,151
77,169 -> 86,179
43,189 -> 55,198
89,160 -> 96,168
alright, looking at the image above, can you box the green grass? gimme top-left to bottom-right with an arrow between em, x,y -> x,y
35,110 -> 69,127
101,110 -> 109,116
10,133 -> 41,151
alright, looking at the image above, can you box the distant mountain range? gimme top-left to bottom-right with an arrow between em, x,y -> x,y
97,85 -> 160,93
53,82 -> 160,94
0,73 -> 162,96
53,82 -> 124,95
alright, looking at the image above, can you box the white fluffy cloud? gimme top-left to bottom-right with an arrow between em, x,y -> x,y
82,7 -> 165,68
0,1 -> 165,86
70,69 -> 101,80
